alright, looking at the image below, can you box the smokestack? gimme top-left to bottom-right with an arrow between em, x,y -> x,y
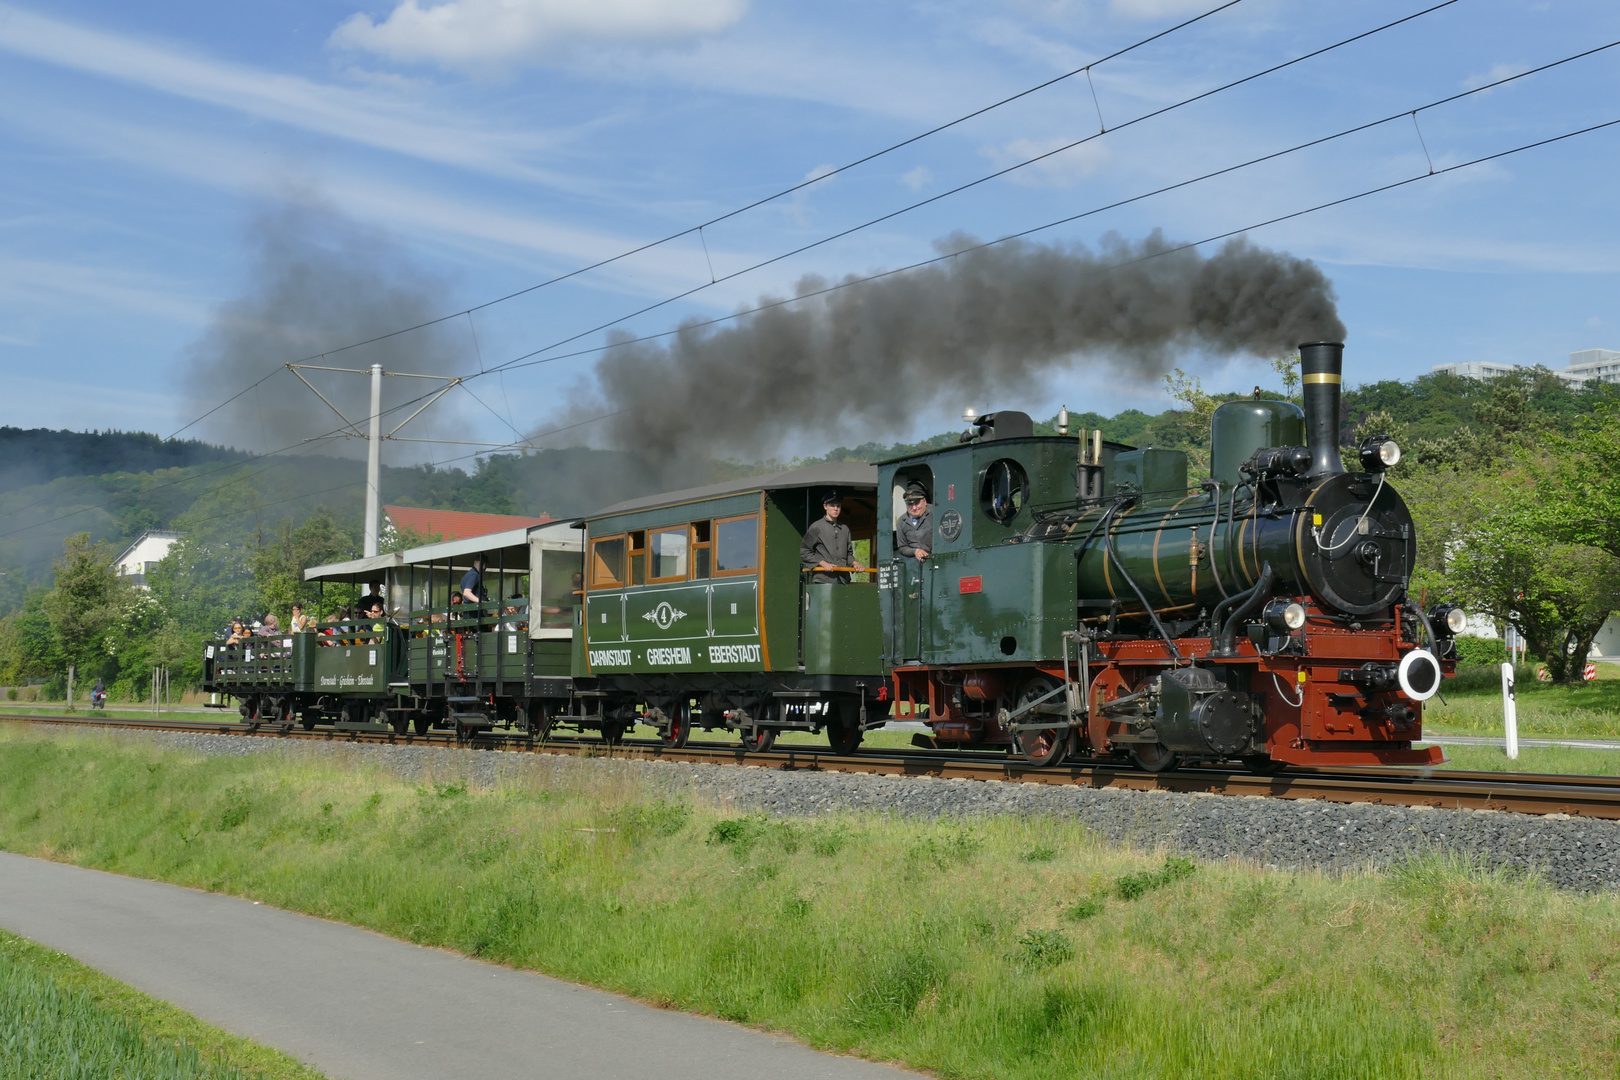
1299,341 -> 1345,477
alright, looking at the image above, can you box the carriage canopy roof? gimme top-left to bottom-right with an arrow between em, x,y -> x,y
303,522 -> 580,583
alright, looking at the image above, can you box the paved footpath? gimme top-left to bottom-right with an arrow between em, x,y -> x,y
0,852 -> 913,1080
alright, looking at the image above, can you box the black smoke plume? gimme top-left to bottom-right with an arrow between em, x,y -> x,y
568,230 -> 1343,477
184,201 -> 469,457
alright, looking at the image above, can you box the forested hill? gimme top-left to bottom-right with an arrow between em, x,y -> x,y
0,428 -> 249,495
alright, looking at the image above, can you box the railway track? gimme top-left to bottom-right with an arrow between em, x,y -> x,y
7,711 -> 1619,820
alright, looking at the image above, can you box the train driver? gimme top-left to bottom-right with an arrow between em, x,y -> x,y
896,481 -> 933,563
801,490 -> 865,584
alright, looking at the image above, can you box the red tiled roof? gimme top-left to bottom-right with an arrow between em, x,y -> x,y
384,505 -> 552,542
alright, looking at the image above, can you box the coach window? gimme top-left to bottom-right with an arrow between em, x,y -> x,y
628,530 -> 647,585
590,536 -> 625,588
714,514 -> 759,574
649,526 -> 689,582
691,520 -> 712,580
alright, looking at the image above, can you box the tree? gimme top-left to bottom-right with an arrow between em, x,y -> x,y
249,510 -> 359,621
1446,504 -> 1620,682
41,533 -> 129,685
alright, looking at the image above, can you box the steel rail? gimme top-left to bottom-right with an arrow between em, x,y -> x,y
6,712 -> 1618,820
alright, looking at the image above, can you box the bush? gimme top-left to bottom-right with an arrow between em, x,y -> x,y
1453,637 -> 1508,667
1115,856 -> 1196,900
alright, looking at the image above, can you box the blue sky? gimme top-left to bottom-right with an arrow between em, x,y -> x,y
1,0 -> 1617,458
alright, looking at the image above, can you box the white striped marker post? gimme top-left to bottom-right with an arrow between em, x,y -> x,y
1501,662 -> 1518,760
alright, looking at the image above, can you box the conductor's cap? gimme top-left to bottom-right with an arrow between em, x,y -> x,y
821,490 -> 842,506
903,481 -> 929,502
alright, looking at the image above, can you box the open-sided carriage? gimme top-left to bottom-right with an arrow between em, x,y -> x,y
204,522 -> 585,737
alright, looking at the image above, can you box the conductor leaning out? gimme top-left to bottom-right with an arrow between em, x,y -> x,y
801,490 -> 865,584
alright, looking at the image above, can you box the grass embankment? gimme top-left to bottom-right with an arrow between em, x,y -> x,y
0,929 -> 324,1080
1427,664 -> 1620,739
1430,743 -> 1620,776
1,729 -> 1617,1078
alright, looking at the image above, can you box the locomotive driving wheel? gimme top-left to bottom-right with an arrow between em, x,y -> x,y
1013,677 -> 1070,768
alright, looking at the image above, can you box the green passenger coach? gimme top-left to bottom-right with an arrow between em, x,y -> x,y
574,463 -> 886,753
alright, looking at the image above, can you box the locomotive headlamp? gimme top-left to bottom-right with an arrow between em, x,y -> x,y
962,406 -> 979,425
1429,602 -> 1468,637
1263,600 -> 1307,633
1358,435 -> 1402,471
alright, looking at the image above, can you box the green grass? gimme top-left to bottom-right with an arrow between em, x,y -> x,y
2,727 -> 1618,1079
1427,663 -> 1620,739
1426,743 -> 1620,776
0,929 -> 325,1080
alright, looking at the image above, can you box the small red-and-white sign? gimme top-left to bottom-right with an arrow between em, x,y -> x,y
1585,663 -> 1599,681
958,575 -> 982,594
1536,666 -> 1552,682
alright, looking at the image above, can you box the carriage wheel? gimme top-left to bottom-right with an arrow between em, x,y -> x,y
659,707 -> 690,749
413,712 -> 431,737
241,695 -> 262,730
600,721 -> 625,746
389,710 -> 408,736
826,701 -> 862,756
1241,754 -> 1285,776
1013,678 -> 1069,767
271,696 -> 294,731
300,707 -> 318,732
742,727 -> 776,753
1130,743 -> 1182,773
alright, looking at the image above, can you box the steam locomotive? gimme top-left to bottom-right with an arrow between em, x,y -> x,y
205,341 -> 1458,771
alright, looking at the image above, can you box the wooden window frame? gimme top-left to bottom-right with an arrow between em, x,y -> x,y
647,526 -> 690,584
712,513 -> 761,577
690,520 -> 712,581
628,530 -> 647,586
589,534 -> 627,589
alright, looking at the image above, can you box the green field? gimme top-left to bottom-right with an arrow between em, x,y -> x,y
0,726 -> 1616,1079
1426,663 -> 1620,739
0,929 -> 324,1080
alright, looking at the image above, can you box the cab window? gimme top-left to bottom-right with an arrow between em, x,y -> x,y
590,536 -> 625,587
715,515 -> 758,574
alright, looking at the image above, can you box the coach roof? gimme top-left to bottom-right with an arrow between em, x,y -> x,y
580,462 -> 877,521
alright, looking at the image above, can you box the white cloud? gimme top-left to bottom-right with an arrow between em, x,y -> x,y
981,135 -> 1111,187
331,0 -> 749,71
0,3 -> 573,183
0,256 -> 211,324
900,166 -> 933,191
1109,0 -> 1216,18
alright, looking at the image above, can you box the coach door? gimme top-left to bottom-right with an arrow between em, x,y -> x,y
888,468 -> 933,665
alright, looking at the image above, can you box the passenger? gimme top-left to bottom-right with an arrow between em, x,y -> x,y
460,556 -> 489,630
290,602 -> 311,633
360,596 -> 387,643
800,490 -> 864,584
323,606 -> 351,646
897,482 -> 933,563
258,613 -> 281,636
460,556 -> 488,605
225,619 -> 248,645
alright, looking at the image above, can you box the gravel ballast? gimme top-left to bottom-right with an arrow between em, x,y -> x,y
22,725 -> 1620,893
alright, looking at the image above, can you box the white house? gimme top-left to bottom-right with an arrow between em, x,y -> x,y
115,530 -> 181,587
